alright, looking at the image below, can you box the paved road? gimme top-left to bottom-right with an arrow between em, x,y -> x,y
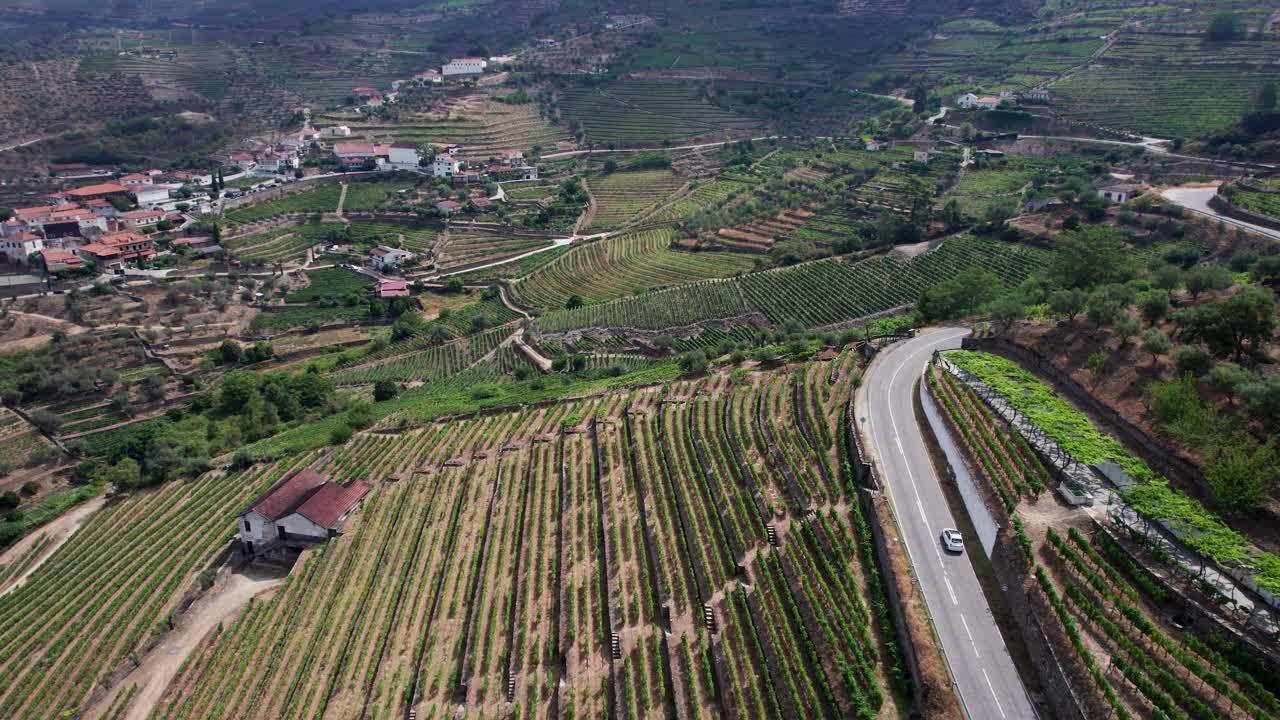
861,327 -> 1035,720
1160,185 -> 1280,241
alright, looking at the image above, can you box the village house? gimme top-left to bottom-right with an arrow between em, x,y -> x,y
865,139 -> 887,152
254,148 -> 298,176
1100,183 -> 1145,204
236,468 -> 370,558
352,86 -> 384,106
1022,88 -> 1050,103
442,57 -> 487,78
432,154 -> 463,178
134,184 -> 180,208
435,199 -> 462,215
415,69 -> 443,84
0,231 -> 43,263
39,248 -> 84,272
376,278 -> 410,298
77,230 -> 154,268
64,182 -> 131,202
321,125 -> 352,138
117,209 -> 165,231
370,245 -> 415,270
956,93 -> 1002,110
118,172 -> 153,186
913,150 -> 931,163
385,142 -> 423,171
334,142 -> 380,167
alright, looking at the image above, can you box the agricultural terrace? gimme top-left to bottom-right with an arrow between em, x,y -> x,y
0,457 -> 311,719
558,80 -> 762,145
436,230 -> 556,271
1228,187 -> 1280,222
328,326 -> 513,387
537,235 -> 1052,333
340,181 -> 417,212
648,179 -> 757,224
450,246 -> 573,284
224,223 -> 345,264
155,354 -> 905,720
946,351 -> 1280,597
927,358 -> 1280,720
586,170 -> 686,229
511,229 -> 757,310
317,102 -> 569,159
0,407 -> 56,470
346,221 -> 439,253
222,185 -> 342,226
284,268 -> 373,303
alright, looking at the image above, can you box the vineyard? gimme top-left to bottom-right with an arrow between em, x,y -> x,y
223,185 -> 342,226
1230,188 -> 1280,221
340,181 -> 417,212
536,235 -> 1053,333
151,353 -> 905,720
317,102 -> 569,160
558,80 -> 763,145
436,230 -> 556,271
0,459 -> 304,719
511,229 -> 757,310
586,170 -> 687,229
346,221 -> 438,253
327,326 -> 513,386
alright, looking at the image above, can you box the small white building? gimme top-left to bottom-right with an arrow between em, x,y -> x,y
1022,88 -> 1050,103
118,209 -> 165,230
0,231 -> 44,263
237,468 -> 369,557
913,150 -> 930,163
321,126 -> 352,138
1100,184 -> 1145,204
134,184 -> 179,208
442,57 -> 487,78
386,142 -> 423,171
956,93 -> 1002,110
371,245 -> 415,269
432,154 -> 463,178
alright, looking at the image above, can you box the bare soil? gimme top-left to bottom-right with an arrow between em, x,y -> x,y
0,495 -> 105,598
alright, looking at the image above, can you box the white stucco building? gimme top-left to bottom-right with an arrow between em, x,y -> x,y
442,57 -> 487,77
237,468 -> 369,557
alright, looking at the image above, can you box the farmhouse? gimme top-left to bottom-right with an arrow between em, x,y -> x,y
353,86 -> 384,106
39,248 -> 84,272
77,230 -> 154,267
913,150 -> 931,163
435,200 -> 462,215
865,139 -> 887,152
0,231 -> 43,263
134,184 -> 180,208
376,279 -> 410,297
118,173 -> 153,186
1100,183 -> 1145,204
442,57 -> 487,77
64,182 -> 131,202
956,93 -> 1002,110
237,468 -> 370,557
432,154 -> 463,178
334,142 -> 380,166
371,245 -> 415,270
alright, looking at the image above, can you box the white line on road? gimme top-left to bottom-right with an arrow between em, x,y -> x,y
960,613 -> 980,657
983,668 -> 1008,719
944,576 -> 958,605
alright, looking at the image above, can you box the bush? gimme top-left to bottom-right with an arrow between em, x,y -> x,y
20,481 -> 39,496
329,425 -> 353,445
373,379 -> 399,402
1172,345 -> 1211,377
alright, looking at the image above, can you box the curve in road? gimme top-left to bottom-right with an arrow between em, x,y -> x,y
860,327 -> 1035,720
1160,185 -> 1280,242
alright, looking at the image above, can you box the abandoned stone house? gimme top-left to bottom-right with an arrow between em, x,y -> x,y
236,467 -> 369,557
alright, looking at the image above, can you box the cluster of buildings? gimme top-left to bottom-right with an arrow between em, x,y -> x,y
956,88 -> 1050,110
0,177 -> 196,271
327,141 -> 538,184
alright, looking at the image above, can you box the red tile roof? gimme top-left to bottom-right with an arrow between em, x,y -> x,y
334,142 -> 377,155
41,249 -> 82,264
377,279 -> 410,297
79,243 -> 120,258
120,209 -> 164,219
249,467 -> 329,521
65,182 -> 130,197
294,480 -> 370,528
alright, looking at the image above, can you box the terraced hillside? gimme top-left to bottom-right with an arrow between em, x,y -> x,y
586,170 -> 687,229
559,80 -> 763,145
317,103 -> 569,159
511,228 -> 757,310
536,235 -> 1053,333
151,355 -> 905,720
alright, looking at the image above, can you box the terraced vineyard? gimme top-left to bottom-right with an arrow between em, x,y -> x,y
512,229 -> 757,310
0,458 -> 308,720
0,408 -> 53,468
1230,188 -> 1280,221
559,80 -> 763,145
152,354 -> 904,720
340,181 -> 417,212
223,186 -> 342,226
318,103 -> 568,159
328,326 -> 513,386
436,230 -> 556,271
346,221 -> 439,253
586,170 -> 686,229
225,223 -> 345,263
537,235 -> 1053,333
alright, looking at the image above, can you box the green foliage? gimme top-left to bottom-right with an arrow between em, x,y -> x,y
917,268 -> 1001,322
1175,286 -> 1276,358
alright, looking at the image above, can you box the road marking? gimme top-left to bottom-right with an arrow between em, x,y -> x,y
960,613 -> 979,657
982,668 -> 1007,719
944,576 -> 958,605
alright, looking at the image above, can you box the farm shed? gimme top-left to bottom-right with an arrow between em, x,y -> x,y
237,468 -> 370,557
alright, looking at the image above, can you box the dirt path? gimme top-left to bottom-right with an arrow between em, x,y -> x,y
336,182 -> 349,217
83,569 -> 284,720
3,309 -> 90,333
0,495 -> 105,598
576,176 -> 597,233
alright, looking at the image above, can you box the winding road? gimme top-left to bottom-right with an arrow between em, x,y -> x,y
1160,185 -> 1280,241
860,327 -> 1035,720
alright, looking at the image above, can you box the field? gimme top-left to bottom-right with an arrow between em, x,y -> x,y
436,230 -> 556,271
340,181 -> 418,212
537,234 -> 1053,333
346,221 -> 439,253
511,229 -> 757,310
223,185 -> 342,226
225,223 -> 345,264
317,102 -> 569,160
328,326 -> 513,386
284,268 -> 373,303
586,170 -> 686,229
558,80 -> 762,145
1230,188 -> 1280,221
0,408 -> 54,469
152,354 -> 904,720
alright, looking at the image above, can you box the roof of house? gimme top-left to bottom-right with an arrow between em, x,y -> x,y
247,467 -> 329,521
41,249 -> 82,263
377,279 -> 410,297
391,141 -> 419,150
79,242 -> 120,257
334,142 -> 377,155
7,230 -> 42,242
119,173 -> 150,182
65,182 -> 130,197
436,200 -> 462,211
371,245 -> 411,257
294,480 -> 371,528
120,209 -> 164,219
1101,183 -> 1145,193
353,86 -> 381,94
13,206 -> 53,220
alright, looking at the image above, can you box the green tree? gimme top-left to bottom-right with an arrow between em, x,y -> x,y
373,379 -> 399,401
1141,327 -> 1170,367
1171,345 -> 1211,377
678,351 -> 708,375
1204,440 -> 1278,513
941,199 -> 962,229
1052,229 -> 1132,289
1241,375 -> 1280,432
1086,351 -> 1107,385
1207,12 -> 1243,42
1255,80 -> 1277,113
1113,314 -> 1141,347
102,457 -> 142,490
1176,286 -> 1276,358
917,268 -> 1001,322
1184,263 -> 1232,301
1049,288 -> 1086,322
988,295 -> 1025,336
566,294 -> 584,309
1207,362 -> 1253,403
217,339 -> 243,364
1137,289 -> 1170,326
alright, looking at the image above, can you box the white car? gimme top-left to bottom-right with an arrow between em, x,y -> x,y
940,528 -> 964,553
